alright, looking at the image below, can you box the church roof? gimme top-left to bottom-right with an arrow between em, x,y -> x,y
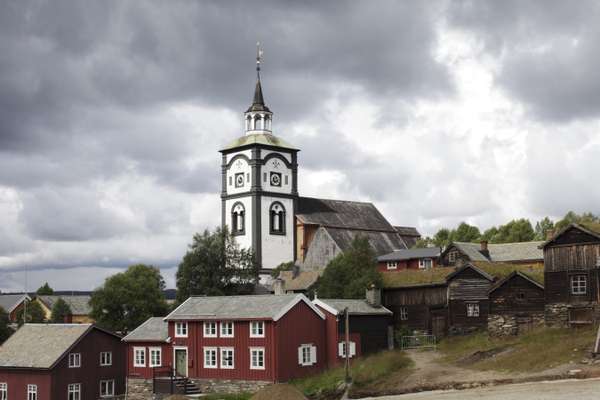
324,227 -> 406,256
220,133 -> 298,152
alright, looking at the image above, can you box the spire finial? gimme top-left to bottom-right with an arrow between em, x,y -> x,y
256,42 -> 264,79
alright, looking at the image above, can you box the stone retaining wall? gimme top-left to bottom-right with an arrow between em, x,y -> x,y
190,378 -> 271,394
488,313 -> 544,336
545,303 -> 569,327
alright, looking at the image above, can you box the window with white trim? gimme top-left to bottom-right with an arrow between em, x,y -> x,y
448,251 -> 457,263
338,341 -> 356,358
204,321 -> 217,337
571,275 -> 587,295
386,261 -> 398,270
298,344 -> 317,366
149,347 -> 162,367
68,383 -> 81,400
399,307 -> 408,321
99,380 -> 114,398
100,351 -> 112,366
0,383 -> 7,400
466,303 -> 480,317
419,258 -> 433,269
250,321 -> 264,338
27,384 -> 37,400
250,347 -> 265,370
134,347 -> 146,367
68,353 -> 81,368
203,347 -> 217,369
220,347 -> 234,369
175,322 -> 188,337
220,321 -> 234,338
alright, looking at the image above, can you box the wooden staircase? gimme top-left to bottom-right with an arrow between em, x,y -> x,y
173,376 -> 202,395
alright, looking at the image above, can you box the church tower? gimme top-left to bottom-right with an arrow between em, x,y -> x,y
219,46 -> 299,275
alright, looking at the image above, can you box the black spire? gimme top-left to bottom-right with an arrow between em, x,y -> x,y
246,43 -> 270,113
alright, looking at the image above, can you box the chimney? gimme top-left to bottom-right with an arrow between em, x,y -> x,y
273,278 -> 285,296
479,240 -> 490,259
365,285 -> 381,308
546,229 -> 555,241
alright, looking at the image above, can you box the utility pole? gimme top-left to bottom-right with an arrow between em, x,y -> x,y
344,307 -> 351,384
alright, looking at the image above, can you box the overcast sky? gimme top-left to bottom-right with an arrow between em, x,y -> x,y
1,0 -> 600,292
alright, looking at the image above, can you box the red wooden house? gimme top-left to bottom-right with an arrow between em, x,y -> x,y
0,324 -> 125,400
0,294 -> 31,323
377,248 -> 441,272
123,294 -> 327,395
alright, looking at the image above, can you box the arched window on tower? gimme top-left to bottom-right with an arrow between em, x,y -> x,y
254,114 -> 262,130
231,203 -> 245,235
245,115 -> 252,131
270,202 -> 286,235
264,115 -> 271,131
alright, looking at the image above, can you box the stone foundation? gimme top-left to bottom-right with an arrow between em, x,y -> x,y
545,303 -> 570,328
126,378 -> 158,400
448,325 -> 483,336
488,313 -> 544,336
190,378 -> 271,394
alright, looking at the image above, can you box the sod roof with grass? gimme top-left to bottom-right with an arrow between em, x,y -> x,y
381,262 -> 544,289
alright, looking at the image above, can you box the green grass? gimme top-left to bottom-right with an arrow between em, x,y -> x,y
200,393 -> 252,400
292,350 -> 413,397
438,326 -> 597,372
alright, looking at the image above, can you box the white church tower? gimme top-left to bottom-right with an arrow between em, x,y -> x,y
219,45 -> 299,274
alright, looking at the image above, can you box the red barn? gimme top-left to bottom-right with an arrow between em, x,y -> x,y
0,324 -> 125,400
124,294 -> 327,395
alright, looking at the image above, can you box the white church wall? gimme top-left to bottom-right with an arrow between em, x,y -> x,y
261,150 -> 291,163
261,157 -> 292,195
226,156 -> 252,196
225,197 -> 252,250
226,149 -> 252,164
260,196 -> 294,270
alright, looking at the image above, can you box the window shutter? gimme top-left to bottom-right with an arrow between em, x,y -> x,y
338,342 -> 344,357
310,346 -> 317,365
298,346 -> 303,365
349,342 -> 356,357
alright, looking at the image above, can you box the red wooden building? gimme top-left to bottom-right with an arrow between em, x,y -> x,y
124,294 -> 327,394
0,294 -> 31,323
0,324 -> 125,400
377,248 -> 441,272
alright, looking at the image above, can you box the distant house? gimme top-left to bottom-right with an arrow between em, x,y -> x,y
0,294 -> 30,323
488,271 -> 545,336
36,295 -> 93,323
313,290 -> 393,368
377,247 -> 441,272
541,223 -> 600,327
394,226 -> 421,249
124,294 -> 327,396
440,240 -> 544,267
295,197 -> 409,269
0,324 -> 125,400
446,264 -> 495,335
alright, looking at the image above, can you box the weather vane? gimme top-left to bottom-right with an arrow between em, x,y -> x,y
256,41 -> 264,78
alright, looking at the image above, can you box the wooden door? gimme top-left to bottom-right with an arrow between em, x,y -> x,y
175,349 -> 188,377
431,315 -> 447,338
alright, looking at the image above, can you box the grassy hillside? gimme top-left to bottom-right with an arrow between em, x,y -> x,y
438,326 -> 596,372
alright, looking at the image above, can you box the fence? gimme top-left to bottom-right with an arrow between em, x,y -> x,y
400,334 -> 437,350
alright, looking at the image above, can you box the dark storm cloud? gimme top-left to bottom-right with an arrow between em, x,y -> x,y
448,0 -> 600,122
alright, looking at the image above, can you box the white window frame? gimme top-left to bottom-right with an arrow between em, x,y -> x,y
27,384 -> 37,400
250,321 -> 265,338
149,347 -> 162,367
203,321 -> 217,338
134,347 -> 146,367
220,321 -> 234,338
100,351 -> 112,366
68,353 -> 81,368
203,347 -> 218,369
298,344 -> 317,366
338,341 -> 356,358
419,258 -> 433,269
99,380 -> 114,398
386,261 -> 398,270
249,347 -> 265,370
448,251 -> 457,263
220,347 -> 235,369
0,383 -> 7,400
399,307 -> 408,321
467,303 -> 480,317
175,322 -> 188,338
68,383 -> 81,400
571,275 -> 587,295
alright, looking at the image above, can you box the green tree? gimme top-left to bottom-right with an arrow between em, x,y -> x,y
36,282 -> 54,295
50,298 -> 72,323
534,217 -> 555,240
481,226 -> 499,242
555,211 -> 600,232
176,227 -> 259,302
316,236 -> 382,299
16,300 -> 45,326
452,222 -> 481,243
90,264 -> 168,332
432,228 -> 452,248
0,307 -> 13,344
491,219 -> 535,243
414,237 -> 434,248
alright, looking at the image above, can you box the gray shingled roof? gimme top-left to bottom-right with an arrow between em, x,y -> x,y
325,227 -> 406,256
378,247 -> 441,262
0,324 -> 92,368
37,295 -> 91,315
451,241 -> 544,263
165,294 -> 323,321
0,294 -> 29,313
220,133 -> 297,151
313,299 -> 392,316
123,317 -> 169,343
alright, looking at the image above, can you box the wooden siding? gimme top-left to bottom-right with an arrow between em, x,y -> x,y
489,275 -> 545,314
0,370 -> 51,400
383,285 -> 447,333
51,328 -> 126,400
448,299 -> 489,328
447,267 -> 492,331
545,270 -> 600,305
275,301 -> 326,382
378,258 -> 438,272
544,243 -> 600,272
337,315 -> 390,356
441,245 -> 472,266
126,342 -> 172,380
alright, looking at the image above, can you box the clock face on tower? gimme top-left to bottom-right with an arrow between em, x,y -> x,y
270,172 -> 282,187
235,173 -> 245,188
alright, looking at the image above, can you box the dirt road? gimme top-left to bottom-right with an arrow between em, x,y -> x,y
359,377 -> 600,400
